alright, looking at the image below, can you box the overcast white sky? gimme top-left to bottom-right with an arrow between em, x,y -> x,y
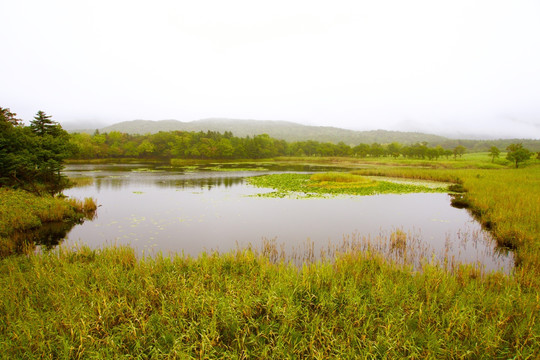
1,0 -> 540,139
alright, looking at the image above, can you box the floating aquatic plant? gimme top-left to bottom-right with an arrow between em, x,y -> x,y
247,173 -> 448,198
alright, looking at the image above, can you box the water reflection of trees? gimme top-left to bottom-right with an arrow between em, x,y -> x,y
2,221 -> 78,257
2,212 -> 97,258
95,177 -> 127,191
91,176 -> 246,190
158,177 -> 245,190
69,164 -> 356,192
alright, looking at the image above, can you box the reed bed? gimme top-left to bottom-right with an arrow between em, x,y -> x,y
259,228 -> 511,275
353,165 -> 540,287
0,244 -> 537,359
66,197 -> 98,217
68,176 -> 94,188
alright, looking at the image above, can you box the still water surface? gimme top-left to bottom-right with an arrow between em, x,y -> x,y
62,163 -> 512,271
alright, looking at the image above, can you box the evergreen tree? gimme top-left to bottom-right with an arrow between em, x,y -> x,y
0,107 -> 22,127
30,110 -> 57,136
1,107 -> 72,195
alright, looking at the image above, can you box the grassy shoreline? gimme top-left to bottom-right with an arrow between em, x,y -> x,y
350,166 -> 540,281
1,246 -> 538,358
0,188 -> 97,256
1,156 -> 539,358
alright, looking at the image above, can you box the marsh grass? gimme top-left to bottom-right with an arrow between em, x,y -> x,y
275,152 -> 540,170
0,243 -> 537,358
390,229 -> 407,253
351,164 -> 540,285
131,167 -> 165,172
0,189 -> 97,256
310,172 -> 372,183
247,173 -> 447,198
66,197 -> 98,217
263,157 -> 538,284
68,176 -> 94,188
259,227 -> 510,274
308,172 -> 378,192
170,158 -> 275,167
204,166 -> 269,172
2,157 -> 538,358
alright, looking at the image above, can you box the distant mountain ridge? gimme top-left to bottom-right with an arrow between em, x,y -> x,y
92,118 -> 449,145
68,118 -> 540,151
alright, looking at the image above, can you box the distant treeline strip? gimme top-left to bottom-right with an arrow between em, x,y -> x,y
69,130 -> 481,160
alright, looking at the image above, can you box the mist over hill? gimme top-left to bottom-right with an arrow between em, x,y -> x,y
87,118 -> 448,145
68,118 -> 540,151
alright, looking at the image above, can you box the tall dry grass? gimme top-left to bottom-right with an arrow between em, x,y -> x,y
0,244 -> 537,358
0,188 -> 97,256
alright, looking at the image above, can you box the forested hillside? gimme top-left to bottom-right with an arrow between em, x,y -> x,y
94,119 -> 449,144
72,118 -> 540,151
68,129 -> 539,164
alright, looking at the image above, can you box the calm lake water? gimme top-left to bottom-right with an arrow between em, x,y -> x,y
62,163 -> 513,271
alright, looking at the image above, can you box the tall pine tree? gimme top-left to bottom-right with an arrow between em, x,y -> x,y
30,110 -> 57,136
0,107 -> 22,127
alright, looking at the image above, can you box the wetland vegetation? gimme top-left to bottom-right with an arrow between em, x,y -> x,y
58,163 -> 506,272
2,158 -> 538,358
0,188 -> 97,257
1,113 -> 539,358
247,172 -> 447,198
1,244 -> 538,359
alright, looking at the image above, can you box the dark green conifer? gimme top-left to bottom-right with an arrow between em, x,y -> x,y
30,110 -> 57,136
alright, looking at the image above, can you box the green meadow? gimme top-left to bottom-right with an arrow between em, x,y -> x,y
275,151 -> 513,169
1,154 -> 539,358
